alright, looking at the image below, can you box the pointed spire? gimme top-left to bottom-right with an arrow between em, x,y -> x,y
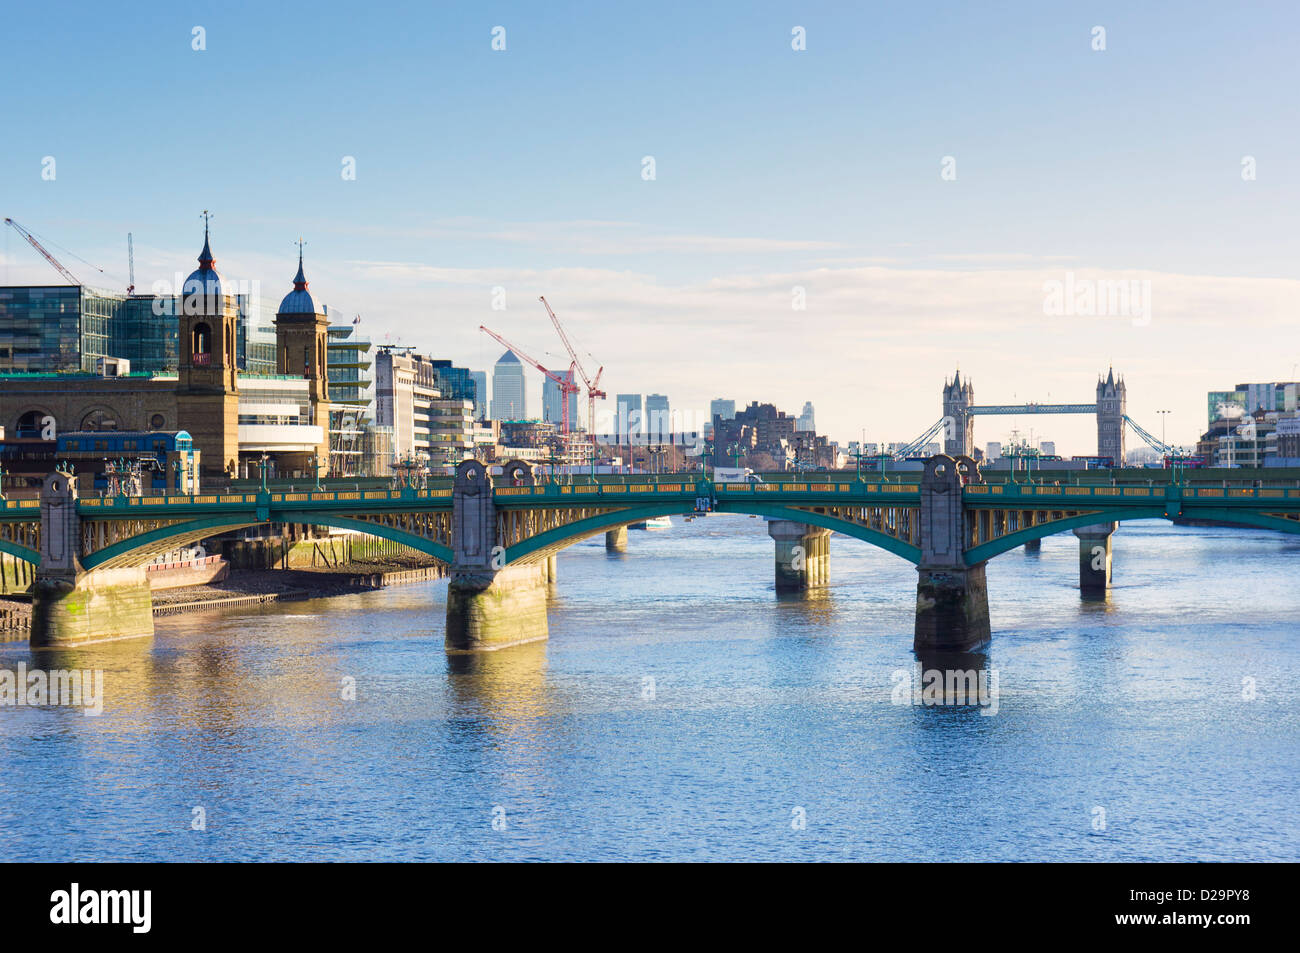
293,237 -> 308,291
198,210 -> 215,268
1107,366 -> 1115,386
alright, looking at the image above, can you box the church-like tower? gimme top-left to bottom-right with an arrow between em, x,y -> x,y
1096,368 -> 1127,464
942,370 -> 975,456
176,219 -> 240,479
275,245 -> 332,472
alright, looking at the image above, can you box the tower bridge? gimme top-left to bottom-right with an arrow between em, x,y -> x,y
941,367 -> 1131,462
9,456 -> 1300,656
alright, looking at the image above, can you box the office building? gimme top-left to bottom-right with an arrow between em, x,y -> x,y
645,394 -> 670,441
470,370 -> 488,419
797,401 -> 815,432
543,367 -> 579,429
491,350 -> 525,419
616,393 -> 642,441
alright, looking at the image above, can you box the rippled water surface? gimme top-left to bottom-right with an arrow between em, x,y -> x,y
2,516 -> 1297,861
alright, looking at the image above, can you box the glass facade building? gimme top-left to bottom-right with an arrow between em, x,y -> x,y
0,285 -> 277,375
0,285 -> 121,372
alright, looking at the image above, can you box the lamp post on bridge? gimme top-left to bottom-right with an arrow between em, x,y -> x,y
258,453 -> 270,493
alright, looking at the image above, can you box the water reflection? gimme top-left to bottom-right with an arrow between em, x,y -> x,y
445,639 -> 551,728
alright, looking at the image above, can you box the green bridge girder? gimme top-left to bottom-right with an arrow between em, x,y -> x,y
5,477 -> 1300,571
961,482 -> 1300,563
0,539 -> 40,566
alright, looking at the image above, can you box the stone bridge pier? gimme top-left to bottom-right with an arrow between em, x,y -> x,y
1073,522 -> 1117,596
766,520 -> 830,591
605,525 -> 628,552
914,455 -> 990,653
30,471 -> 154,648
444,460 -> 549,652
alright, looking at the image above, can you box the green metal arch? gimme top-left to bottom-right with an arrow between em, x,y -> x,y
83,516 -> 263,570
275,511 -> 452,564
965,505 -> 1300,565
963,507 -> 1165,564
1174,507 -> 1300,539
713,501 -> 922,564
82,512 -> 452,570
504,503 -> 686,564
0,538 -> 40,566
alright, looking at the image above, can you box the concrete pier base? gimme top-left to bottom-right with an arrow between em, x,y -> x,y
445,563 -> 549,653
605,526 -> 628,552
913,455 -> 991,653
31,567 -> 155,648
1073,522 -> 1116,596
913,565 -> 991,653
767,520 -> 830,591
545,554 -> 558,584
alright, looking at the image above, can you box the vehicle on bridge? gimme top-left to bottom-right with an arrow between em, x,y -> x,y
712,466 -> 763,484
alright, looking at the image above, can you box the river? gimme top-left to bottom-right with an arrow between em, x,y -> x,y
1,516 -> 1297,861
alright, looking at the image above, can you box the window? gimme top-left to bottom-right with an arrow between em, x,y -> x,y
150,414 -> 165,429
192,322 -> 212,364
15,410 -> 46,439
81,409 -> 118,432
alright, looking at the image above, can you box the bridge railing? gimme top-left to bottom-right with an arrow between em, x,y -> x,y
964,483 -> 1300,501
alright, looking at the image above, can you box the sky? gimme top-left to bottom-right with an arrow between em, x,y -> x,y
2,0 -> 1298,453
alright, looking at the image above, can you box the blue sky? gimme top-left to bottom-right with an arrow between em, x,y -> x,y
3,1 -> 1298,451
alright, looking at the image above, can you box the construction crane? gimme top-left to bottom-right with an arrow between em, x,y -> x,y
479,325 -> 581,434
4,217 -> 80,285
126,233 -> 135,294
539,296 -> 605,435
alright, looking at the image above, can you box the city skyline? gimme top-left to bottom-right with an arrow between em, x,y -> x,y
3,2 -> 1298,453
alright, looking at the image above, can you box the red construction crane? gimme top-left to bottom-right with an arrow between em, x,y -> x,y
539,296 -> 605,435
4,217 -> 80,285
479,325 -> 581,434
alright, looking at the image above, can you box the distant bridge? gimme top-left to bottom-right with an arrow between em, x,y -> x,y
10,456 -> 1300,655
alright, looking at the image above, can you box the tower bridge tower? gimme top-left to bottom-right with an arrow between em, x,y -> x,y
1096,368 -> 1127,464
942,370 -> 975,457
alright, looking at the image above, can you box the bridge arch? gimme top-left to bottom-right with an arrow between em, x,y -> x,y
502,500 -> 922,565
81,513 -> 452,570
0,538 -> 40,566
963,506 -> 1300,564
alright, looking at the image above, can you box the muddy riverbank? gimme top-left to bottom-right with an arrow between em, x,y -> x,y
0,556 -> 447,638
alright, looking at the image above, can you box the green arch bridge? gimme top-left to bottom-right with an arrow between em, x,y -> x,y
8,456 -> 1300,652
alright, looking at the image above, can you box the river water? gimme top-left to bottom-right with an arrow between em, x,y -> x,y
1,516 -> 1297,861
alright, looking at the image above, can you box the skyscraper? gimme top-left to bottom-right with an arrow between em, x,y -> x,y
543,367 -> 578,429
469,370 -> 487,419
797,401 -> 815,432
645,394 -> 670,441
616,394 -> 642,442
491,350 -> 525,420
708,398 -> 736,439
710,399 -> 736,421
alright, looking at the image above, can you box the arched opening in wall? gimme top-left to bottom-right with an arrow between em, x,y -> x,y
81,409 -> 120,432
15,410 -> 48,439
150,414 -> 166,430
192,322 -> 212,365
